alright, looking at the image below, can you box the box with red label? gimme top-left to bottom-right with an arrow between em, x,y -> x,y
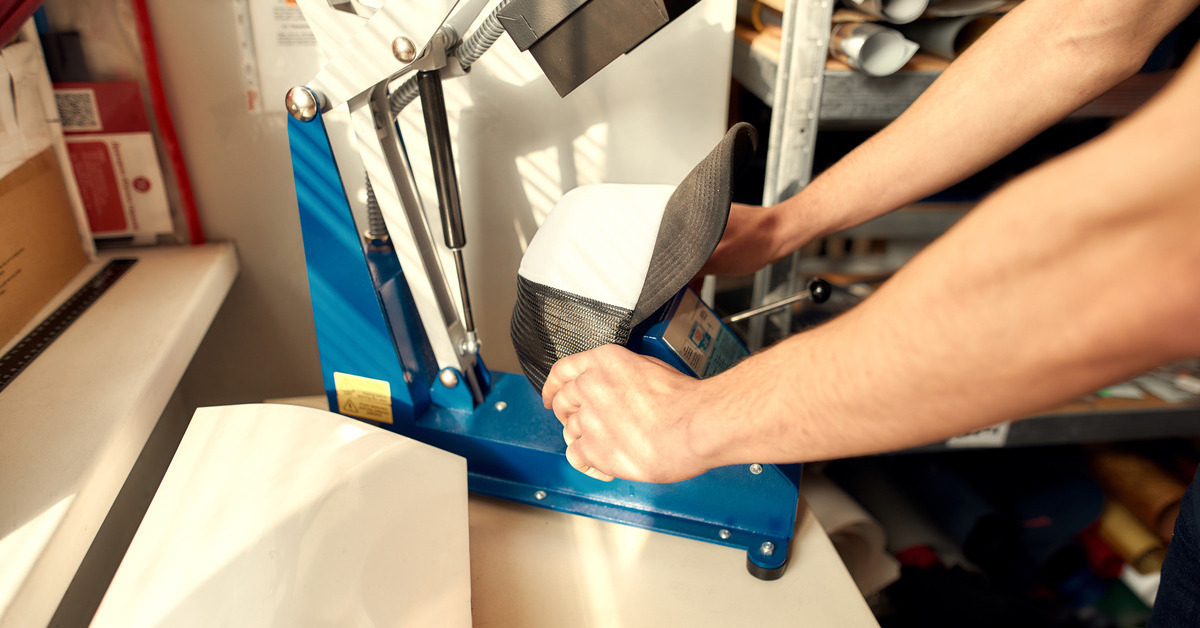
54,81 -> 173,240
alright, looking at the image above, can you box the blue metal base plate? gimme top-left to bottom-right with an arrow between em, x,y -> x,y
411,372 -> 801,576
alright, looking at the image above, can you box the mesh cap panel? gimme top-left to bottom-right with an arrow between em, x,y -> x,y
511,276 -> 633,392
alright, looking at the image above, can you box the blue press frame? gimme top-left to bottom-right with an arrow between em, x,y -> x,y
287,104 -> 802,578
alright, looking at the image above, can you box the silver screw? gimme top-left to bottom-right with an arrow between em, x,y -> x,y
760,542 -> 775,556
495,401 -> 508,411
534,490 -> 547,501
439,370 -> 459,388
285,86 -> 319,122
719,529 -> 731,540
392,36 -> 417,63
749,463 -> 763,475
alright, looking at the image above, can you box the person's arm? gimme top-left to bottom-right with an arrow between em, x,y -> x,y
700,0 -> 1200,278
544,48 -> 1200,483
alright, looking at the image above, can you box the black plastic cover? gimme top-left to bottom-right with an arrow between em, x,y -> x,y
498,0 -> 701,96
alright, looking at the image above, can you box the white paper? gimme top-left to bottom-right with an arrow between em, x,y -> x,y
900,14 -> 1000,60
242,0 -> 324,112
924,0 -> 1006,17
945,421 -> 1010,448
1119,564 -> 1160,607
1135,375 -> 1195,404
0,41 -> 52,181
830,23 -> 919,77
1098,381 -> 1146,400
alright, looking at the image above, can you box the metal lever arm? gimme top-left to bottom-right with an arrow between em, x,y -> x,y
723,278 -> 831,324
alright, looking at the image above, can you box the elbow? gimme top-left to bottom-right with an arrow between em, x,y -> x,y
1090,53 -> 1144,96
1161,253 -> 1200,357
1053,0 -> 1176,86
1092,29 -> 1158,85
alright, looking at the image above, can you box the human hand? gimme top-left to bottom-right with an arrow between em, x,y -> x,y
696,203 -> 792,281
541,345 -> 716,484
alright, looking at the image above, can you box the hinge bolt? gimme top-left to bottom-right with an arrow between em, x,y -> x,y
393,36 -> 417,63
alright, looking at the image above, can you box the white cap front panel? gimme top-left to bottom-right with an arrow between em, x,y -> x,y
518,184 -> 675,310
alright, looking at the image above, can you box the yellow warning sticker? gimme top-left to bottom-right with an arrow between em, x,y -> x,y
333,372 -> 393,424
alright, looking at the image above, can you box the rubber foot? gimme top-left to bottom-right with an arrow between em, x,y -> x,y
746,555 -> 788,581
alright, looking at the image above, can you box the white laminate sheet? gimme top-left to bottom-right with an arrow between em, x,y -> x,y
93,403 -> 472,627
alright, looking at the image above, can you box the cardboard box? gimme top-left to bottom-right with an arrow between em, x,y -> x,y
0,148 -> 89,347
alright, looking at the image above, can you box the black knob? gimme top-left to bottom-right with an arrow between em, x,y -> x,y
808,278 -> 832,304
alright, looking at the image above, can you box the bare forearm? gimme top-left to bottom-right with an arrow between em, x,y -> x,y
695,54 -> 1200,465
774,0 -> 1198,249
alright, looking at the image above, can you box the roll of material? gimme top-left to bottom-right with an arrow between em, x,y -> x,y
923,0 -> 1006,17
1089,448 -> 1186,543
899,14 -> 999,60
739,1 -> 783,31
1077,523 -> 1125,580
952,451 -> 1104,573
841,0 -> 929,24
829,22 -> 919,77
1097,500 -> 1166,575
803,472 -> 901,597
827,459 -> 971,568
886,456 -> 1013,570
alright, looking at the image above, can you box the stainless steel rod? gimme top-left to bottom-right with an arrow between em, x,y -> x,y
723,278 -> 831,324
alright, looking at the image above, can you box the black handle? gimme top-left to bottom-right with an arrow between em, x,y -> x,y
808,278 -> 832,304
417,70 -> 466,250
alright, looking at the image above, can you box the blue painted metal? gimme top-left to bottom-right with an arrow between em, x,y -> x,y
430,368 -> 475,411
629,290 -> 696,374
288,104 -> 801,577
288,104 -> 434,421
629,318 -> 689,374
630,288 -> 754,378
369,241 -> 439,404
415,373 -> 802,574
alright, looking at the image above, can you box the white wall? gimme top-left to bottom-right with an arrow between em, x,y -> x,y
132,0 -> 736,405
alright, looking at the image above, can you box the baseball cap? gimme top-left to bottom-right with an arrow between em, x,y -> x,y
510,122 -> 758,391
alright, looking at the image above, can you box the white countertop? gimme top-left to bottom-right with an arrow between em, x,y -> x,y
267,396 -> 877,626
469,494 -> 877,626
0,244 -> 238,628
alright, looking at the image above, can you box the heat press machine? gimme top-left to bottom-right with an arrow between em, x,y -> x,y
285,0 -> 805,578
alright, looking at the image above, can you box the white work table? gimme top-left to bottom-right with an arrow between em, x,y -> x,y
0,244 -> 238,628
468,493 -> 877,626
267,396 -> 877,626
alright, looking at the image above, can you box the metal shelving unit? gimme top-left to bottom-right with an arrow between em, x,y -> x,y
728,3 -> 1200,447
740,0 -> 836,350
734,28 -> 1178,125
735,41 -> 939,124
925,403 -> 1200,451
